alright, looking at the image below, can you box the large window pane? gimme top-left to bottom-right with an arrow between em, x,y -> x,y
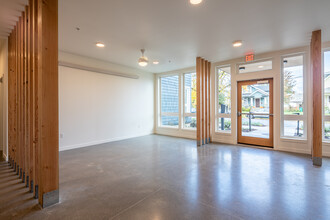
283,55 -> 304,115
242,83 -> 269,114
324,51 -> 330,115
242,114 -> 269,138
184,73 -> 196,113
161,76 -> 179,113
324,121 -> 330,140
184,116 -> 196,129
161,116 -> 179,127
218,67 -> 231,114
218,118 -> 231,131
283,120 -> 304,137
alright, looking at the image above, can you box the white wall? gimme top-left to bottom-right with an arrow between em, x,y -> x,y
59,52 -> 154,151
0,39 -> 8,160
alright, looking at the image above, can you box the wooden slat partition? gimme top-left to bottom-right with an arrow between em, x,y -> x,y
7,0 -> 59,208
311,30 -> 322,166
196,57 -> 211,146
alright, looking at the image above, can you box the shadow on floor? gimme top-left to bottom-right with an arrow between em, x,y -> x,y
0,162 -> 41,220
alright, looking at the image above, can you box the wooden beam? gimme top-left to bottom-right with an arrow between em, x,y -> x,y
204,60 -> 208,144
196,57 -> 201,146
37,0 -> 59,208
208,62 -> 211,143
311,30 -> 322,166
28,0 -> 34,192
33,0 -> 39,197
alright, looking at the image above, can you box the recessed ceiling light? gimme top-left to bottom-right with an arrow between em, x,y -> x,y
153,61 -> 159,65
233,40 -> 243,47
258,65 -> 264,69
96,42 -> 105,48
190,0 -> 203,5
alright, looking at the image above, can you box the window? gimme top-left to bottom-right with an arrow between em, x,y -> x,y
324,50 -> 330,140
217,66 -> 231,132
238,60 -> 272,74
160,75 -> 179,127
183,73 -> 197,129
281,54 -> 305,138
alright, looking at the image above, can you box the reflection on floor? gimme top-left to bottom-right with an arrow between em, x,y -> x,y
0,135 -> 329,219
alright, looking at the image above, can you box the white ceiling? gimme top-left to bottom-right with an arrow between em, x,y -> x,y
0,0 -> 28,39
62,0 -> 330,73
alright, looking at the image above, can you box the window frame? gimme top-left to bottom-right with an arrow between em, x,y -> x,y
182,72 -> 197,130
322,48 -> 330,142
216,65 -> 232,133
159,74 -> 180,129
280,53 -> 307,139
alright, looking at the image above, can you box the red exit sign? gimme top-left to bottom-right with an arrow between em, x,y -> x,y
246,54 -> 254,62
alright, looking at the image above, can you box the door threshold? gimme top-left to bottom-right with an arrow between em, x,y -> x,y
237,143 -> 274,150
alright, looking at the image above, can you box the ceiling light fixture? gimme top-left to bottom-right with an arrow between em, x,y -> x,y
138,49 -> 149,67
190,0 -> 203,5
153,60 -> 159,65
233,40 -> 243,48
96,42 -> 105,48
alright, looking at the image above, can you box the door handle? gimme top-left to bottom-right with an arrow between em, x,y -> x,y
237,111 -> 241,117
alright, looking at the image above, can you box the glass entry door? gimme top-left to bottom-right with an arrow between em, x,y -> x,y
237,79 -> 273,147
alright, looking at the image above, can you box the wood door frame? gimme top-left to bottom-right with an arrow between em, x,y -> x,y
237,78 -> 274,147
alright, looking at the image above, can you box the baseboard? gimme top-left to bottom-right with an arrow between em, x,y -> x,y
59,132 -> 154,151
211,137 -> 236,145
155,129 -> 196,140
275,146 -> 311,155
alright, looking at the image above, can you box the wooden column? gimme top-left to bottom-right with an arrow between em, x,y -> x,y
33,0 -> 39,198
196,57 -> 202,146
8,28 -> 17,168
311,30 -> 322,166
7,0 -> 59,208
37,0 -> 59,207
196,57 -> 212,146
204,60 -> 208,144
207,62 -> 211,143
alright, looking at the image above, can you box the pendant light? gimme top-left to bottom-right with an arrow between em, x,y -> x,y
138,49 -> 149,67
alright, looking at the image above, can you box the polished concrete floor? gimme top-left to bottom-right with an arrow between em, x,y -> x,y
0,135 -> 329,219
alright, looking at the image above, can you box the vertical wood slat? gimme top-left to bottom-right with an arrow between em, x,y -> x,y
311,30 -> 322,166
37,0 -> 59,207
7,0 -> 59,207
24,7 -> 29,184
201,59 -> 205,145
18,16 -> 22,176
208,62 -> 211,142
33,0 -> 39,197
196,57 -> 202,146
204,60 -> 208,144
28,0 -> 34,191
8,28 -> 17,166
